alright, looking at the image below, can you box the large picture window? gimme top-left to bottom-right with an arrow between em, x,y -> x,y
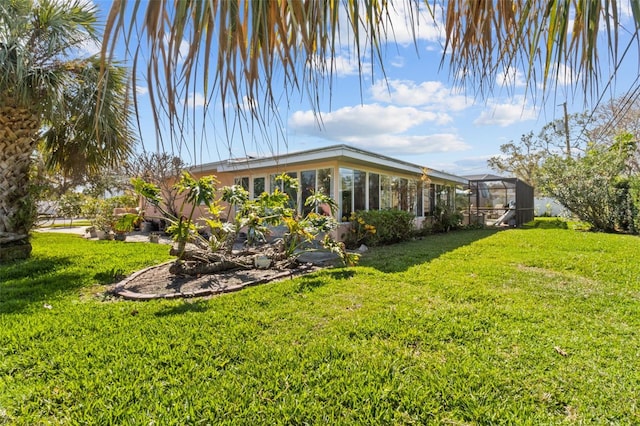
270,172 -> 298,208
339,168 -> 353,220
300,168 -> 333,215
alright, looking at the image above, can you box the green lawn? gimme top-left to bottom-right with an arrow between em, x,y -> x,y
1,224 -> 639,424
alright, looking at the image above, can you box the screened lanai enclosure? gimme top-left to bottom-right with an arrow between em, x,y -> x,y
464,175 -> 534,227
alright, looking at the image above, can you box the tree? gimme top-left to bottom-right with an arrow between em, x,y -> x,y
587,96 -> 640,173
0,0 -> 135,261
488,112 -> 592,189
538,133 -> 637,233
125,152 -> 188,218
101,1 -> 640,154
488,132 -> 548,189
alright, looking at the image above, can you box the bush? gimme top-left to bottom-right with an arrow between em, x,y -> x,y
346,209 -> 415,247
539,134 -> 638,234
422,203 -> 463,234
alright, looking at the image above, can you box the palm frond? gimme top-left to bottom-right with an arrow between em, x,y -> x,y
101,0 -> 640,158
42,57 -> 135,178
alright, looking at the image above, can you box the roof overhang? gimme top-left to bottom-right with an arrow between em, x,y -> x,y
191,144 -> 468,186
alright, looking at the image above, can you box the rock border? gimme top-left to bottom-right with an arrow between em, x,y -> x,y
110,261 -> 319,301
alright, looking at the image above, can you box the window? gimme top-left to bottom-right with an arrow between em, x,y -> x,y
253,177 -> 265,199
392,177 -> 408,210
408,179 -> 417,214
339,168 -> 367,220
369,173 -> 379,210
380,174 -> 391,209
270,172 -> 298,208
301,170 -> 316,216
317,168 -> 332,197
428,183 -> 436,215
234,176 -> 249,192
416,181 -> 424,216
339,168 -> 353,220
354,170 -> 366,212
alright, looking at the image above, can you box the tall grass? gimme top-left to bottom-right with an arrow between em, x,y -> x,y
1,226 -> 639,424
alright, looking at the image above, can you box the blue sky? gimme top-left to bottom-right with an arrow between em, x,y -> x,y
89,1 -> 640,176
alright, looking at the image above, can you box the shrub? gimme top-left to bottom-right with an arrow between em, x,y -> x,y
346,209 -> 415,247
423,203 -> 463,234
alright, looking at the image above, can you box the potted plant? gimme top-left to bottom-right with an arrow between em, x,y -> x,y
113,213 -> 137,241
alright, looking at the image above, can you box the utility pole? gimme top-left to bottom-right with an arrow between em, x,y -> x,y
561,102 -> 571,158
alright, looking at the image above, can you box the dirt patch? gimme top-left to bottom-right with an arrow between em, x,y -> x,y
111,261 -> 323,300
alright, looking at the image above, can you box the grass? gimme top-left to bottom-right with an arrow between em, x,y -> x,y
1,222 -> 640,424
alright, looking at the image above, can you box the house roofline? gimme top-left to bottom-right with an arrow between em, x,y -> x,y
190,144 -> 468,185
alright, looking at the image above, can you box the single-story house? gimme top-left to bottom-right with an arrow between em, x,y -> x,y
184,144 -> 467,235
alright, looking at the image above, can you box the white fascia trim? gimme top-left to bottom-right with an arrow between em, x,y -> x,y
193,144 -> 468,186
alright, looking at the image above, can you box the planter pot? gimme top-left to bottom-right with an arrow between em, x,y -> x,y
141,221 -> 154,233
96,230 -> 108,240
114,232 -> 127,241
149,234 -> 160,243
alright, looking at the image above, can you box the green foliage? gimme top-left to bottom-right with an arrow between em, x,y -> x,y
346,209 -> 414,247
487,113 -> 591,191
134,174 -> 350,265
428,203 -> 463,233
539,133 -> 638,233
134,173 -> 219,258
57,192 -> 85,219
113,213 -> 139,233
4,229 -> 640,423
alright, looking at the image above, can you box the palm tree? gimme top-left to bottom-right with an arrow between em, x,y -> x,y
0,0 -> 135,261
101,0 -> 640,151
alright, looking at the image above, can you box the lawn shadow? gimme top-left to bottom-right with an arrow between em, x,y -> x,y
0,255 -> 85,314
293,269 -> 356,293
359,228 -> 500,273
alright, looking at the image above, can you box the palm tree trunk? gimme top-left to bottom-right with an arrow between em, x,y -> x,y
0,99 -> 40,261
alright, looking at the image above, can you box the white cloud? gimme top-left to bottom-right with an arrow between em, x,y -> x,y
496,67 -> 528,88
186,92 -> 207,108
428,155 -> 495,175
289,104 -> 469,154
371,79 -> 469,111
384,2 -> 445,46
307,51 -> 372,78
390,56 -> 405,68
618,1 -> 633,19
345,133 -> 469,155
290,104 -> 450,137
163,35 -> 190,63
76,38 -> 101,57
549,63 -> 579,86
135,85 -> 148,96
473,98 -> 538,127
333,54 -> 371,77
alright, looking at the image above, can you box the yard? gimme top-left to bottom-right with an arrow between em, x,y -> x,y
1,221 -> 640,424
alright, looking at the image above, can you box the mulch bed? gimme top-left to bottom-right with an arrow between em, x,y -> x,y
110,261 -> 321,300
